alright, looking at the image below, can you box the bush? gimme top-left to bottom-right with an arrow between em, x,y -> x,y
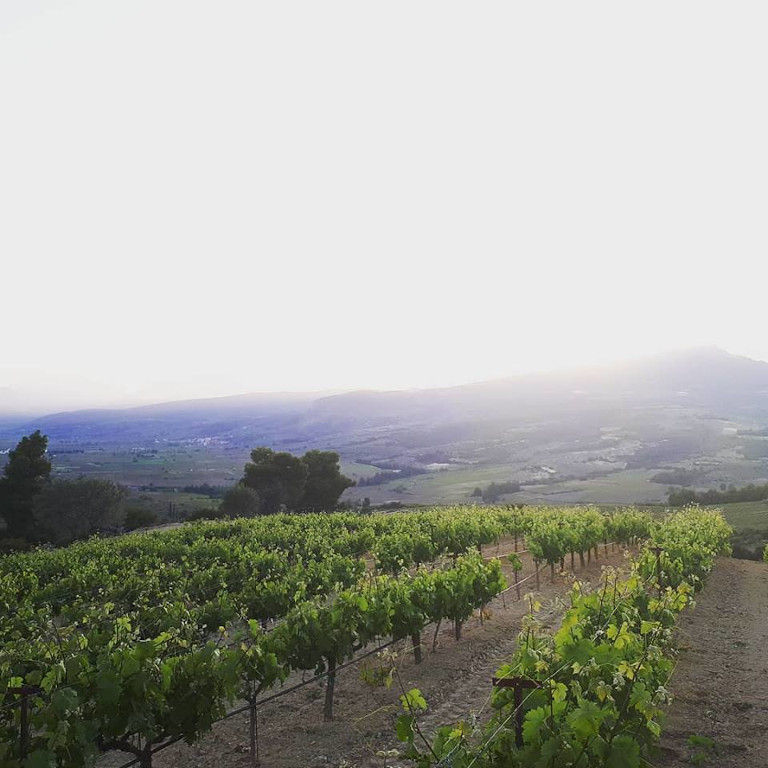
124,507 -> 159,531
482,481 -> 520,502
33,478 -> 126,546
219,486 -> 261,518
731,528 -> 768,560
184,507 -> 223,522
0,537 -> 32,554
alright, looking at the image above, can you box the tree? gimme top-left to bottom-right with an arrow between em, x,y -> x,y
239,447 -> 354,513
0,430 -> 51,540
33,478 -> 126,545
124,507 -> 159,531
242,447 -> 308,514
299,450 -> 354,512
481,481 -> 520,503
219,486 -> 261,518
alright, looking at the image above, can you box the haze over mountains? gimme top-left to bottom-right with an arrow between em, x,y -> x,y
3,347 -> 768,445
3,347 -> 768,506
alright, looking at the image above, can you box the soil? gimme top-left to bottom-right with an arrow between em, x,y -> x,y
657,557 -> 768,767
136,542 -> 633,768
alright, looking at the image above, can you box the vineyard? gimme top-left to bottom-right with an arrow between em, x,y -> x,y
0,505 -> 729,767
396,508 -> 732,767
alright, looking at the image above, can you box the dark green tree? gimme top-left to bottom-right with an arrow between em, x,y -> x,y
33,478 -> 126,545
0,430 -> 51,540
219,485 -> 261,518
299,450 -> 354,512
242,447 -> 308,513
124,507 -> 159,531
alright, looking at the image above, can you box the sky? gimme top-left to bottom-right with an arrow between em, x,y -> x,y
1,2 -> 767,413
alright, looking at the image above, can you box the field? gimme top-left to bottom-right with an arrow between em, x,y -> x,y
718,499 -> 768,530
27,447 -> 382,522
347,465 -> 669,506
717,500 -> 768,558
7,417 -> 768,520
0,505 -> 736,767
36,445 -> 673,509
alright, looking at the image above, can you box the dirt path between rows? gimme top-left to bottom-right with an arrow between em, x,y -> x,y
657,557 -> 768,767
142,543 -> 632,768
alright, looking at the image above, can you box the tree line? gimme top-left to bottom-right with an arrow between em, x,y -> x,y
356,465 -> 426,487
667,481 -> 768,506
0,433 -> 355,550
0,431 -> 127,549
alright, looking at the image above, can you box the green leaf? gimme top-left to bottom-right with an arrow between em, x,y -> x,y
606,734 -> 640,768
400,688 -> 428,713
640,620 -> 657,635
24,750 -> 56,768
522,706 -> 548,743
396,714 -> 415,742
50,687 -> 79,715
566,701 -> 604,739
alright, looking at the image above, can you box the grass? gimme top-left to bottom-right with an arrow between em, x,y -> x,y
718,500 -> 768,559
125,490 -> 218,521
345,464 -> 526,505
51,448 -> 248,487
718,500 -> 768,531
345,466 -> 667,506
339,462 -> 381,480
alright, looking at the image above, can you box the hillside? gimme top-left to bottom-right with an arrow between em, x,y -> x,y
3,347 -> 768,505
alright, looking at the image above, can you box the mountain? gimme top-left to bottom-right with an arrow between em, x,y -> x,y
3,347 -> 768,445
4,348 -> 768,506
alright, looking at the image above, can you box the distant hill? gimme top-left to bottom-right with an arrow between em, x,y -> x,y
3,347 -> 768,447
4,348 -> 768,506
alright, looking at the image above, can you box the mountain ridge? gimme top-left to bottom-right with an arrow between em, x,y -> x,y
3,347 -> 768,451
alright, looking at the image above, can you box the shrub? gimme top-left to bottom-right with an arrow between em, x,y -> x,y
124,507 -> 159,531
33,478 -> 126,545
219,486 -> 261,518
0,537 -> 32,554
185,507 -> 223,522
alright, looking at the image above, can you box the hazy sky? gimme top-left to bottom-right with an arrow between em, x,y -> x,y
2,2 -> 767,412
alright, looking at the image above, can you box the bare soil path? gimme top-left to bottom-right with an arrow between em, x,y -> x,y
657,557 -> 768,767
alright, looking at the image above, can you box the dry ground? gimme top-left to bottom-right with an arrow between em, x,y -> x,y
657,557 -> 768,767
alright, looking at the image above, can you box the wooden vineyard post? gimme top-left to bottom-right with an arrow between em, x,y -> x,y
515,568 -> 521,600
8,685 -> 40,760
492,677 -> 541,748
249,705 -> 260,767
20,692 -> 29,760
323,657 -> 337,721
412,632 -> 423,664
